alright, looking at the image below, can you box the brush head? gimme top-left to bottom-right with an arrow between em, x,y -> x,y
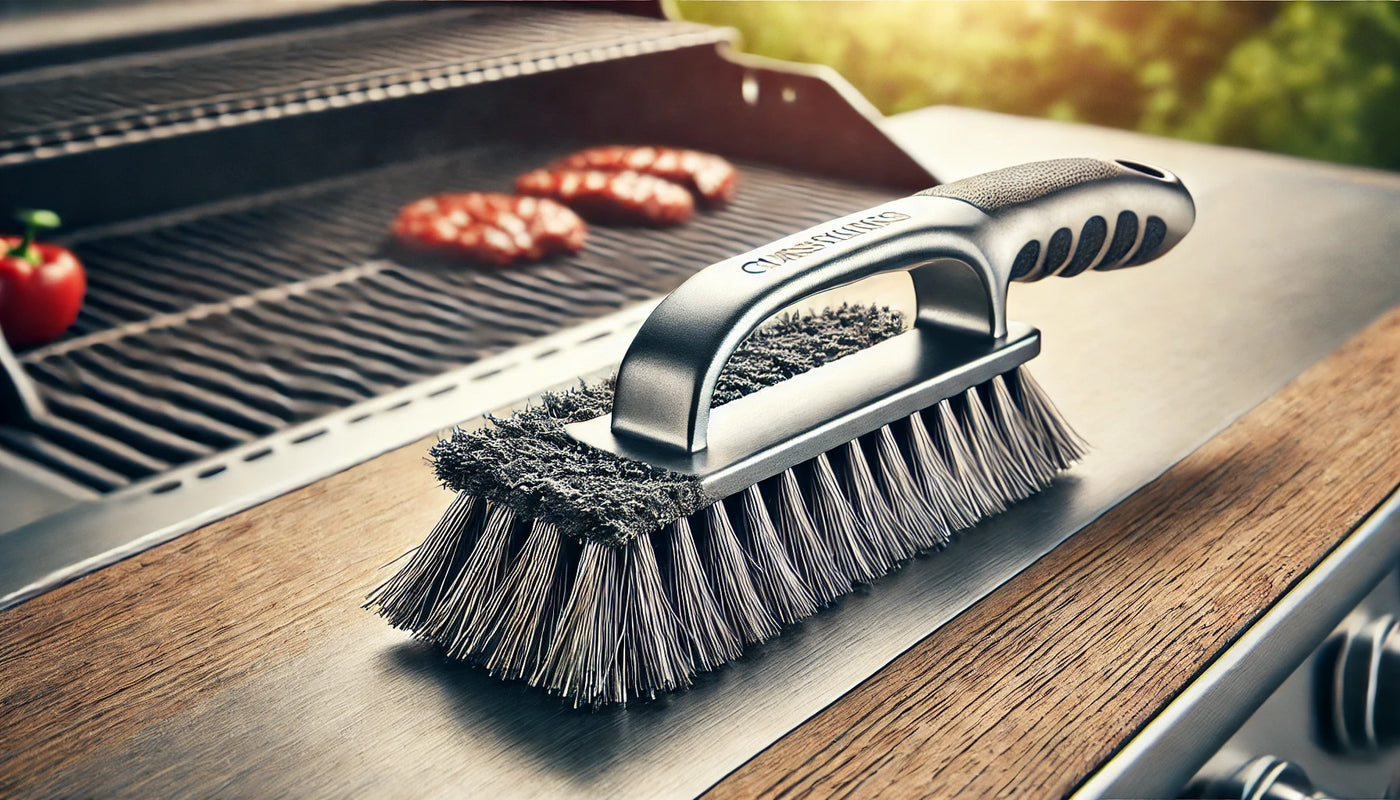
373,303 -> 1086,708
429,304 -> 907,546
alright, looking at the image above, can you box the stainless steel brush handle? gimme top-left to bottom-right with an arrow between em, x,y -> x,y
609,157 -> 1194,454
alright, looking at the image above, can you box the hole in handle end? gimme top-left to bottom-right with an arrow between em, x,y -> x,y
1115,159 -> 1168,179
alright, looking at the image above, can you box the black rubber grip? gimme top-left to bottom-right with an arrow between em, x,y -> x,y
917,158 -> 1130,212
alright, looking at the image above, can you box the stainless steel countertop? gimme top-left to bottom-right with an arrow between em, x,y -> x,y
33,107 -> 1400,798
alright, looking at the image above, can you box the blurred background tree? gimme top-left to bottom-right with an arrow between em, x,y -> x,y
674,1 -> 1400,170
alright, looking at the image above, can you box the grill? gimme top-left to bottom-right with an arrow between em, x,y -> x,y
0,5 -> 726,166
10,151 -> 897,492
0,0 -> 932,606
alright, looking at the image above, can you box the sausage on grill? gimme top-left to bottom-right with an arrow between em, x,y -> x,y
515,169 -> 694,227
547,146 -> 737,207
391,193 -> 586,266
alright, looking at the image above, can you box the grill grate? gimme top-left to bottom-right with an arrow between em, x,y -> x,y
4,145 -> 900,492
0,6 -> 729,165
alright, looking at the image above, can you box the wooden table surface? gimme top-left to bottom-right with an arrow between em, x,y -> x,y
3,108 -> 1400,798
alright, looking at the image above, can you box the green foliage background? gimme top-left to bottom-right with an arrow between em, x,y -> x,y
674,1 -> 1400,169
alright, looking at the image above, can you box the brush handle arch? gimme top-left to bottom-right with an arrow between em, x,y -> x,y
609,157 -> 1194,454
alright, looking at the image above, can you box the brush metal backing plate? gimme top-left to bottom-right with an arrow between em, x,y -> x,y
567,323 -> 1039,498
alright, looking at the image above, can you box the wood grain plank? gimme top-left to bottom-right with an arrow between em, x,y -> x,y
0,438 -> 452,796
704,307 -> 1400,799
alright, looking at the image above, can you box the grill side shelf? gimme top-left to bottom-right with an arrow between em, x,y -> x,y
0,6 -> 730,167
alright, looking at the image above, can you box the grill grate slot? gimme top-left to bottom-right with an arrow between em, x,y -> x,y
28,357 -> 252,448
11,146 -> 901,491
65,348 -> 284,436
0,428 -> 131,492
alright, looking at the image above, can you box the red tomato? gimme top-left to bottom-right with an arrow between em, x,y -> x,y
0,237 -> 86,348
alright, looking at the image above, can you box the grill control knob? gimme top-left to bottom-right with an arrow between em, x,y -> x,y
1317,614 -> 1400,753
1186,756 -> 1334,800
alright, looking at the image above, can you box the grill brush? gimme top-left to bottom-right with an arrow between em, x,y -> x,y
367,157 -> 1195,707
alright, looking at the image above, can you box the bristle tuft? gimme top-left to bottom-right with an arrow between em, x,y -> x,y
957,388 -> 1027,503
986,376 -> 1060,488
537,541 -> 624,707
1007,367 -> 1087,469
770,470 -> 852,604
365,492 -> 480,630
736,485 -> 819,624
805,454 -> 889,583
840,439 -> 915,563
477,521 -> 571,681
700,503 -> 781,644
424,502 -> 518,657
932,400 -> 1007,518
619,535 -> 692,700
661,518 -> 742,670
872,425 -> 950,551
904,411 -> 980,531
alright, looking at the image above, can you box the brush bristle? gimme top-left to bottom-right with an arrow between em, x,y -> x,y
367,363 -> 1085,708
